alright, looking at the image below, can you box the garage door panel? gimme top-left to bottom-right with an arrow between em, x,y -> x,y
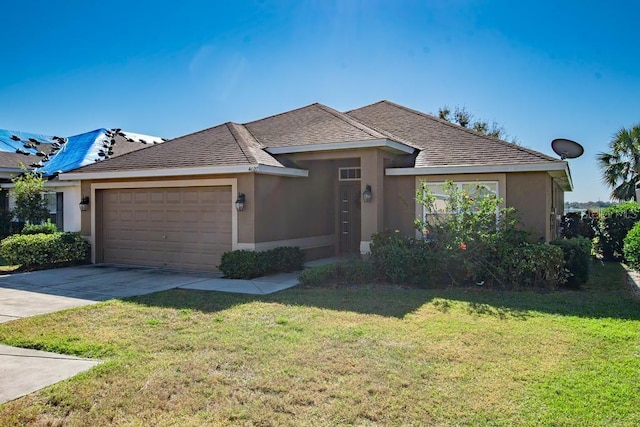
101,186 -> 232,271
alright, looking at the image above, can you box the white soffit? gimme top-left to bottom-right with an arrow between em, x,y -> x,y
265,139 -> 415,155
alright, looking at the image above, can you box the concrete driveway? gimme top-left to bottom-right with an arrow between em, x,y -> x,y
0,264 -> 300,323
0,264 -> 301,404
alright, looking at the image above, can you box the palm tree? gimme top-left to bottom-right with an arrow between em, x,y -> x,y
597,124 -> 640,201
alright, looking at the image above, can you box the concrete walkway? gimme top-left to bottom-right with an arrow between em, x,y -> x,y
0,345 -> 100,404
0,263 -> 306,404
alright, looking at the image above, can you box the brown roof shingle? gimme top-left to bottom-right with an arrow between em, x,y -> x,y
346,100 -> 562,167
244,103 -> 391,148
74,122 -> 284,173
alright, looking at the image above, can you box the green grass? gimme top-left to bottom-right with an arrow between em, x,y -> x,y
0,261 -> 638,425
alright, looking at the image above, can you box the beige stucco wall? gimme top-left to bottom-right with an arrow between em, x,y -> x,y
383,175 -> 416,236
253,161 -> 335,243
506,171 -> 553,241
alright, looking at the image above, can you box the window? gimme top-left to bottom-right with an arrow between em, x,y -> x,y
422,181 -> 498,217
338,167 -> 361,181
44,192 -> 64,230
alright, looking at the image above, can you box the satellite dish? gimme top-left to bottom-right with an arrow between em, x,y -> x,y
551,138 -> 584,160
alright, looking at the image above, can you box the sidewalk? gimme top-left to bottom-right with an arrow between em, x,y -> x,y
0,345 -> 100,404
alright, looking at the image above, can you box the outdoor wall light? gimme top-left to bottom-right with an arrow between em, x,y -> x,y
362,185 -> 373,203
235,193 -> 246,212
79,196 -> 90,212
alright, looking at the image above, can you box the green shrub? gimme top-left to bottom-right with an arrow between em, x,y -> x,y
593,202 -> 640,260
219,246 -> 305,279
505,243 -> 567,290
370,231 -> 442,287
267,246 -> 305,272
339,259 -> 376,284
560,211 -> 598,239
298,263 -> 338,286
298,259 -> 375,287
623,222 -> 640,270
0,232 -> 90,266
218,250 -> 261,279
22,219 -> 59,235
550,237 -> 592,288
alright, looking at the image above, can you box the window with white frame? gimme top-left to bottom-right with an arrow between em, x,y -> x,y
338,167 -> 361,181
422,181 -> 499,218
44,192 -> 64,230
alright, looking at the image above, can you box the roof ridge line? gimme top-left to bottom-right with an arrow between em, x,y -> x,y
342,106 -> 420,150
314,103 -> 386,140
380,101 -> 561,163
243,102 -> 322,125
226,123 -> 255,164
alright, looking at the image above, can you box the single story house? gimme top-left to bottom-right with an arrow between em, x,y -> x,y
59,101 -> 571,272
0,128 -> 164,231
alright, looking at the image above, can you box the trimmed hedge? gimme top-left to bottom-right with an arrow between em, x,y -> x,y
0,232 -> 90,266
623,222 -> 640,271
593,202 -> 640,261
551,237 -> 592,288
219,246 -> 305,279
22,220 -> 59,235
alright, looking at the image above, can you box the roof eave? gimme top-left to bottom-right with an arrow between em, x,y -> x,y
386,162 -> 573,191
59,164 -> 309,181
265,139 -> 415,155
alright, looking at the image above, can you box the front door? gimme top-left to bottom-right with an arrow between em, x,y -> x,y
338,183 -> 361,254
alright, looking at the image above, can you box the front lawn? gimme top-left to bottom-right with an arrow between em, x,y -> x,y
0,262 -> 638,426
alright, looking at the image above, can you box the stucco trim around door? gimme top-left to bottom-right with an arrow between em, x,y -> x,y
90,178 -> 238,264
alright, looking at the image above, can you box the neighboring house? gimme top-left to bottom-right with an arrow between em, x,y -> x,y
0,128 -> 164,231
59,101 -> 571,272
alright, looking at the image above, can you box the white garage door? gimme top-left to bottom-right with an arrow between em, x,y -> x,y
101,187 -> 232,271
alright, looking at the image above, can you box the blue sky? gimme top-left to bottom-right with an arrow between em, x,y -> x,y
1,0 -> 638,202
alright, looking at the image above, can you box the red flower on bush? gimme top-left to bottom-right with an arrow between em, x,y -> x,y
460,242 -> 467,250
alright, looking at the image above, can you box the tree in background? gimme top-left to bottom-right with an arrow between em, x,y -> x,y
438,105 -> 516,142
11,171 -> 49,225
597,124 -> 640,201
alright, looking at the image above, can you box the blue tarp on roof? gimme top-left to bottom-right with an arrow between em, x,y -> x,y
0,129 -> 55,156
1,127 -> 162,176
37,129 -> 106,176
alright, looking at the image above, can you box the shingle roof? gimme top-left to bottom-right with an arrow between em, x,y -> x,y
74,122 -> 284,173
346,100 -> 562,167
67,100 -> 564,175
0,152 -> 34,169
244,103 -> 392,148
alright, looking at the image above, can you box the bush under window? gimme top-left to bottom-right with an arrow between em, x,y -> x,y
368,180 -> 569,290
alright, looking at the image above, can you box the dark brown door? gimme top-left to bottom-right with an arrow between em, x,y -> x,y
339,184 -> 361,254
